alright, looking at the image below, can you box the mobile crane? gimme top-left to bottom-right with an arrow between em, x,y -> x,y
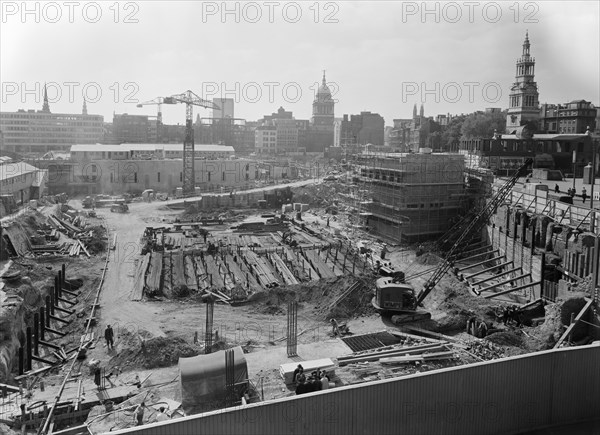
372,158 -> 533,324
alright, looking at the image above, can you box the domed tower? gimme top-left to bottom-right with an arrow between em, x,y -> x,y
311,71 -> 335,131
506,31 -> 540,133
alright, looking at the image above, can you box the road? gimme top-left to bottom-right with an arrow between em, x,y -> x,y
165,177 -> 322,207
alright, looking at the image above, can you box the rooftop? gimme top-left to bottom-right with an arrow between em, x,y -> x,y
0,161 -> 42,181
70,144 -> 236,153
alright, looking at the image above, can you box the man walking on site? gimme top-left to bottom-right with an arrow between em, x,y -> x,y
134,402 -> 145,426
105,325 -> 114,351
582,187 -> 587,203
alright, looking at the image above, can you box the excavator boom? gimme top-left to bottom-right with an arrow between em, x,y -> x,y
414,158 -> 533,306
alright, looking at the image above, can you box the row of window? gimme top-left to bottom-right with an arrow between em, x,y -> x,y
105,171 -> 251,184
0,174 -> 31,185
406,203 -> 445,208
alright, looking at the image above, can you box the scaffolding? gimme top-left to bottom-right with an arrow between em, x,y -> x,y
354,151 -> 467,243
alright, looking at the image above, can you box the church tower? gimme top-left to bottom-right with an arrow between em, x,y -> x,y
311,71 -> 335,131
506,32 -> 540,133
41,83 -> 50,113
82,98 -> 88,115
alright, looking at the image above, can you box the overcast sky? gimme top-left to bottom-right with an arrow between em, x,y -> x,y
1,1 -> 599,126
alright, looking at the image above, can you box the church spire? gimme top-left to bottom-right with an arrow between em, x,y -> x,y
322,69 -> 326,86
82,98 -> 88,115
522,30 -> 530,57
413,104 -> 417,119
419,104 -> 424,118
42,83 -> 50,113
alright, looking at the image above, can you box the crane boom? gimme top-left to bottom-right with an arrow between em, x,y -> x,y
415,158 -> 533,306
136,97 -> 178,142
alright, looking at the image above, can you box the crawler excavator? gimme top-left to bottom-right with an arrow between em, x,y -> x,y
372,158 -> 533,324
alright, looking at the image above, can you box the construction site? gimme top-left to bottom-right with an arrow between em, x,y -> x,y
1,98 -> 600,434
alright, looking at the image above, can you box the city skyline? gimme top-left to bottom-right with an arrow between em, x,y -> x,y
1,1 -> 598,126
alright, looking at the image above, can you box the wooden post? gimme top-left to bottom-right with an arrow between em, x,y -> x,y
45,297 -> 51,326
57,272 -> 62,298
39,308 -> 45,342
26,328 -> 32,371
539,253 -> 545,300
18,347 -> 24,375
33,314 -> 39,356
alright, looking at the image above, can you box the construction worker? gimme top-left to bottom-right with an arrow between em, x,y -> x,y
156,407 -> 169,422
104,325 -> 114,351
330,319 -> 340,336
293,365 -> 304,385
582,187 -> 587,203
134,402 -> 145,426
94,366 -> 102,390
320,371 -> 330,390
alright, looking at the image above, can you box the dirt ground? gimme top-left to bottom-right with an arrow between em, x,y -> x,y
2,193 -> 588,433
72,200 -> 383,375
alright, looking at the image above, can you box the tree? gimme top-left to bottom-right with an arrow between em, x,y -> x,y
441,115 -> 466,151
461,110 -> 507,139
427,131 -> 442,150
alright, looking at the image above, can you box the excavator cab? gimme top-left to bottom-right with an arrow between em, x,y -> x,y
373,277 -> 415,311
372,277 -> 432,323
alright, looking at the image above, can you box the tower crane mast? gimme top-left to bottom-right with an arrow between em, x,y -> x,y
166,90 -> 220,196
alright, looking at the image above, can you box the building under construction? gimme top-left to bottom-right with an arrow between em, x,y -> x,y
355,151 -> 467,242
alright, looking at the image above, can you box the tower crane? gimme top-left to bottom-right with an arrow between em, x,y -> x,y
136,96 -> 177,142
166,90 -> 220,196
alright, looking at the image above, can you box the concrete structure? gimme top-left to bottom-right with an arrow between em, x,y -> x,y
255,126 -> 277,155
340,112 -> 385,147
0,91 -> 104,154
256,107 -> 313,154
506,32 -> 540,133
356,152 -> 466,242
112,114 -> 150,143
540,100 -> 597,134
212,98 -> 234,119
0,158 -> 46,213
332,118 -> 343,147
459,132 -> 594,176
43,158 -> 256,196
487,177 -> 600,304
390,106 -> 441,152
194,117 -> 255,155
69,143 -> 235,161
109,344 -> 600,435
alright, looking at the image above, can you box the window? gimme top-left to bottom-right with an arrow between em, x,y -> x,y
158,172 -> 161,182
134,172 -> 138,183
110,173 -> 114,183
180,172 -> 183,182
222,172 -> 225,181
